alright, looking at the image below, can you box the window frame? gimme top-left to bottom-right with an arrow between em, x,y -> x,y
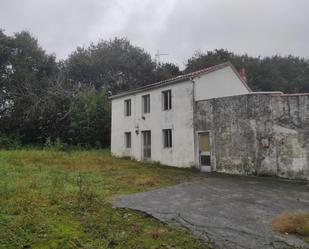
124,99 -> 131,116
162,90 -> 172,110
162,129 -> 172,148
124,132 -> 131,148
142,94 -> 150,114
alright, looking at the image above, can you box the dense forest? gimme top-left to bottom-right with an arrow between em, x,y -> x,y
1,30 -> 309,148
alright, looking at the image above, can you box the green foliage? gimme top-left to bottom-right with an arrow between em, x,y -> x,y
1,28 -> 309,148
0,31 -> 180,148
0,30 -> 66,144
185,49 -> 309,93
0,135 -> 21,149
68,88 -> 111,147
44,137 -> 69,151
66,38 -> 157,92
153,62 -> 182,83
0,149 -> 209,249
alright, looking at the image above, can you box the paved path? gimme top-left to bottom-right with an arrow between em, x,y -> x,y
115,173 -> 309,249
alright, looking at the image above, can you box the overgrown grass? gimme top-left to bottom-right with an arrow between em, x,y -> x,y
0,149 -> 210,249
272,212 -> 309,242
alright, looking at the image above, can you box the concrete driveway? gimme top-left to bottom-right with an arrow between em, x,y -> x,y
115,174 -> 309,249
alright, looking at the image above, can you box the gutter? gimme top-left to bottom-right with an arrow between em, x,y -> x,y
109,76 -> 191,100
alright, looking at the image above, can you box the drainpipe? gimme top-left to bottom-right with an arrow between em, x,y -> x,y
189,77 -> 198,170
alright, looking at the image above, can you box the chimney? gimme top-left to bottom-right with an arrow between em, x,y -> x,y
239,67 -> 247,83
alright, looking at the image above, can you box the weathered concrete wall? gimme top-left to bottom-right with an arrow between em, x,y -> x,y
195,93 -> 309,180
269,95 -> 309,179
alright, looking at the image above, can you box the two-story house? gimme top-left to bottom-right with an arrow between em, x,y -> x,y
110,62 -> 251,170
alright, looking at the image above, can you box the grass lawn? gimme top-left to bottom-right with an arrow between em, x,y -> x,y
0,149 -> 210,249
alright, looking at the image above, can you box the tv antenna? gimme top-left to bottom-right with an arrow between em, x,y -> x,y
155,50 -> 168,66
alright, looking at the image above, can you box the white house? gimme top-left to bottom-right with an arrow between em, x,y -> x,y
110,62 -> 251,170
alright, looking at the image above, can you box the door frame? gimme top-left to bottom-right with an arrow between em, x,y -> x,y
196,130 -> 215,171
141,130 -> 151,161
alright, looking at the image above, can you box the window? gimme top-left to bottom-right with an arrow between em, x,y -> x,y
124,99 -> 131,116
125,132 -> 131,148
162,90 -> 172,110
163,129 -> 172,148
142,94 -> 150,114
200,155 -> 211,166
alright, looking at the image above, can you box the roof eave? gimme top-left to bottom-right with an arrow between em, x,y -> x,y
109,76 -> 192,100
109,61 -> 236,100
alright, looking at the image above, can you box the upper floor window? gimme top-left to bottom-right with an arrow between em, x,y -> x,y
125,132 -> 131,148
162,90 -> 172,110
163,129 -> 172,148
124,99 -> 131,116
142,94 -> 150,114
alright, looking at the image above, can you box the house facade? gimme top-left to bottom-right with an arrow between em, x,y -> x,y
111,62 -> 309,180
110,62 -> 250,168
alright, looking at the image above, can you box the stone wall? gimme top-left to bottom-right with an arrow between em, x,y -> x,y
195,93 -> 309,180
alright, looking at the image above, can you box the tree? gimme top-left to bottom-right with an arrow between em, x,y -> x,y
0,31 -> 72,143
68,88 -> 111,147
65,38 -> 157,93
2,29 -> 309,148
152,62 -> 181,82
184,49 -> 309,93
0,33 -> 180,147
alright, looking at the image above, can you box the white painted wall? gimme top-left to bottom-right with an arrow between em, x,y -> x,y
194,66 -> 249,101
111,80 -> 195,167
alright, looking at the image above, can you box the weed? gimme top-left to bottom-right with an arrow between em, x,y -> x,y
150,228 -> 164,239
0,149 -> 207,249
118,174 -> 137,183
272,211 -> 309,242
131,223 -> 141,234
137,177 -> 158,187
44,137 -> 69,151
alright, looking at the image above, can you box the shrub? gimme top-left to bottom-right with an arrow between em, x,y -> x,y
0,135 -> 21,149
137,177 -> 158,187
44,137 -> 53,148
44,137 -> 69,151
68,88 -> 111,148
272,212 -> 309,241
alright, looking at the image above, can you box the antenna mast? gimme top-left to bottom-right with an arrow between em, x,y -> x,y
155,50 -> 168,66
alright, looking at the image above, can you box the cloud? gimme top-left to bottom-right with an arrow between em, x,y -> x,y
1,0 -> 309,67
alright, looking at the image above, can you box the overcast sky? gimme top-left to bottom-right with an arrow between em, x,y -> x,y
1,0 -> 309,68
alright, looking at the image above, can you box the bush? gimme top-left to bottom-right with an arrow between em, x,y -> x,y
68,88 -> 111,147
44,137 -> 69,151
0,135 -> 21,149
272,212 -> 309,242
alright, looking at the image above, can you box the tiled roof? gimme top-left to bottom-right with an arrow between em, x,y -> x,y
110,61 -> 251,99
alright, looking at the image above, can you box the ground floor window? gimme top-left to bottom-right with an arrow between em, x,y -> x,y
125,132 -> 131,148
163,129 -> 172,148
